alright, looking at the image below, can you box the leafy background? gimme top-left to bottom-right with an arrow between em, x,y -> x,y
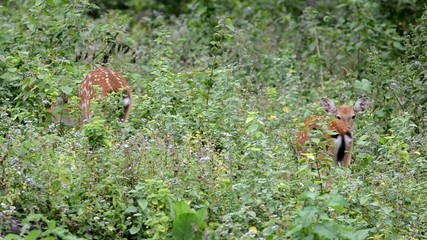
0,0 -> 426,239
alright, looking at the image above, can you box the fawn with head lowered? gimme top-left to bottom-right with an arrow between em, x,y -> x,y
296,97 -> 370,167
50,67 -> 132,126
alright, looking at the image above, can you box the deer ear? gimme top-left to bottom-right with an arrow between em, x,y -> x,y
354,97 -> 370,113
320,98 -> 337,115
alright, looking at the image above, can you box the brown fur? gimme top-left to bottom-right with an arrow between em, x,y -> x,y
296,115 -> 353,166
49,67 -> 132,126
296,98 -> 370,167
79,67 -> 132,126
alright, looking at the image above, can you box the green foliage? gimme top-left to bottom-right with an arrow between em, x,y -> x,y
83,117 -> 111,149
2,213 -> 82,240
286,192 -> 370,240
0,0 -> 426,239
124,180 -> 176,239
171,201 -> 208,240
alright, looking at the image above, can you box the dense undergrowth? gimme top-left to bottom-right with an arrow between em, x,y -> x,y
0,0 -> 426,239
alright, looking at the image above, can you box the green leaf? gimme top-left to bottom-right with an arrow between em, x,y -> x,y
24,229 -> 41,240
359,195 -> 371,206
262,224 -> 278,237
47,220 -> 56,229
311,138 -> 320,145
129,225 -> 141,234
298,191 -> 318,201
325,129 -> 338,135
299,234 -> 314,240
137,199 -> 148,210
342,229 -> 370,240
195,208 -> 208,226
328,194 -> 348,213
247,124 -> 259,133
247,210 -> 256,218
173,201 -> 193,219
40,237 -> 55,240
196,6 -> 207,16
298,206 -> 317,228
355,79 -> 371,93
125,206 -> 138,213
313,222 -> 337,239
7,67 -> 17,73
60,86 -> 73,95
245,115 -> 255,124
172,213 -> 199,240
4,234 -> 21,240
225,18 -> 235,31
26,214 -> 44,222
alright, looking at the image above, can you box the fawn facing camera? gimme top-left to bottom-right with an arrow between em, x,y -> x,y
296,97 -> 370,167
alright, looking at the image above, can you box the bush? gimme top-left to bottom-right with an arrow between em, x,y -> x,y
0,0 -> 425,239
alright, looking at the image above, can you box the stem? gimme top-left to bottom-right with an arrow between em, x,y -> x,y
314,27 -> 324,83
315,161 -> 324,192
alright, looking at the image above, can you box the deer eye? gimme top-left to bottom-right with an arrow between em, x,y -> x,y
352,115 -> 356,119
336,116 -> 341,120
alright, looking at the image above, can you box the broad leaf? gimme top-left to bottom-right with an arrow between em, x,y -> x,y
172,213 -> 199,240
